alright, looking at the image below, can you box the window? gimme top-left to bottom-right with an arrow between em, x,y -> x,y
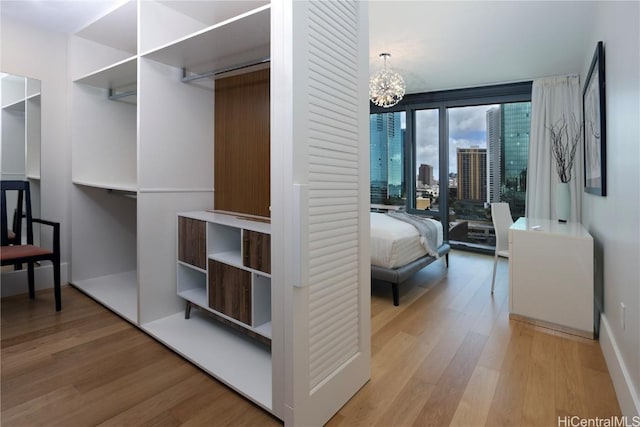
370,82 -> 532,252
414,109 -> 439,215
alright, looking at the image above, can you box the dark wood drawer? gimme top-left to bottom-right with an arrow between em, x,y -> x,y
178,217 -> 206,270
242,230 -> 270,274
208,260 -> 251,325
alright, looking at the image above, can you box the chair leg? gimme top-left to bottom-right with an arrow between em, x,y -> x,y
54,257 -> 61,311
28,262 -> 35,299
445,253 -> 449,268
491,253 -> 498,295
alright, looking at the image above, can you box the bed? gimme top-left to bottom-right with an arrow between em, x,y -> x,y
371,211 -> 450,306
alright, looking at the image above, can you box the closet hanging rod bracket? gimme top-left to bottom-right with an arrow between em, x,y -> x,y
108,88 -> 137,101
181,57 -> 270,83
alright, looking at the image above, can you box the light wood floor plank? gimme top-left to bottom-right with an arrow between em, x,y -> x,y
521,329 -> 559,426
484,322 -> 534,426
555,337 -> 589,419
449,365 -> 500,427
374,376 -> 435,427
1,250 -> 622,426
412,331 -> 488,427
339,332 -> 430,424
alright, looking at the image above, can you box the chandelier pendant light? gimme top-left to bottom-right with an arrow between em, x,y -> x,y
369,53 -> 406,108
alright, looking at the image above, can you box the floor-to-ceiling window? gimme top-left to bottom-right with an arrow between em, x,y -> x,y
371,82 -> 532,252
446,102 -> 531,249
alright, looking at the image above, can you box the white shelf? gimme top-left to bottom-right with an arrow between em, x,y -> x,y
1,93 -> 37,112
73,179 -> 137,194
72,271 -> 138,323
209,250 -> 242,268
74,57 -> 137,90
177,287 -> 207,307
2,99 -> 25,112
141,5 -> 270,74
177,260 -> 206,274
181,211 -> 270,234
75,1 -> 137,54
142,311 -> 272,411
158,1 -> 268,28
254,321 -> 272,339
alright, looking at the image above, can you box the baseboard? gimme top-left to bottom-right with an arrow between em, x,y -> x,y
0,262 -> 69,297
599,314 -> 640,416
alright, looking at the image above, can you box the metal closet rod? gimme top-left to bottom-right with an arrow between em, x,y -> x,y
181,57 -> 270,83
108,88 -> 137,101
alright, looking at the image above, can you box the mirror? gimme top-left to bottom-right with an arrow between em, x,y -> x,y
1,73 -> 41,251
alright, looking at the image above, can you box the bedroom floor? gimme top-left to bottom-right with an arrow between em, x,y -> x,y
1,250 -> 621,426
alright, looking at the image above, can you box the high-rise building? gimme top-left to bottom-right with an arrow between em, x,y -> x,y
457,147 -> 487,201
501,102 -> 531,192
418,163 -> 434,187
370,112 -> 404,203
486,107 -> 501,203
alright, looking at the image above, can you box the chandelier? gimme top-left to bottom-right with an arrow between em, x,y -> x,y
369,53 -> 406,108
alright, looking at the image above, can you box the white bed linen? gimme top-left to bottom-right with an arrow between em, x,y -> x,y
370,212 -> 443,269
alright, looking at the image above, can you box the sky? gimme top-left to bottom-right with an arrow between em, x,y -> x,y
411,104 -> 499,178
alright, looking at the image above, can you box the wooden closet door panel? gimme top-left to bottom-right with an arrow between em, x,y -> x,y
208,259 -> 252,325
178,217 -> 206,269
214,68 -> 270,218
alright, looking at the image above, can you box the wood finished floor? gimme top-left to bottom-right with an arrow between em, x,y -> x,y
1,250 -> 621,426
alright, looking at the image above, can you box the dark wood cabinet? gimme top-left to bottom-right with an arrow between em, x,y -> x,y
208,259 -> 252,325
178,217 -> 206,269
243,230 -> 271,274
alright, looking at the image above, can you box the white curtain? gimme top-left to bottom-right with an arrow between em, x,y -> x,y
526,75 -> 582,222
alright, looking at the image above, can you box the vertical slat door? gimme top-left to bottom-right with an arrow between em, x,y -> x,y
271,1 -> 370,425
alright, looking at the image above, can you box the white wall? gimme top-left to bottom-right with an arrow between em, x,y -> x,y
581,1 -> 640,417
1,17 -> 71,290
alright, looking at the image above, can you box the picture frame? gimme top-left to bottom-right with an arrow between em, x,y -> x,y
583,41 -> 606,196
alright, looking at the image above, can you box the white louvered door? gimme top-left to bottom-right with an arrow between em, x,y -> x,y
271,1 -> 370,425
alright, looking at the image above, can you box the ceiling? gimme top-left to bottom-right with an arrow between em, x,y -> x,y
0,0 -> 124,34
1,1 -> 599,94
369,1 -> 598,93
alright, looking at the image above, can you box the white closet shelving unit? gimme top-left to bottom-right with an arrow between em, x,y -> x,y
70,0 -> 139,323
70,1 -> 370,425
2,74 -> 42,242
70,0 -> 272,408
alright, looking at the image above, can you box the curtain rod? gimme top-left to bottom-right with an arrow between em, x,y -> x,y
181,57 -> 270,83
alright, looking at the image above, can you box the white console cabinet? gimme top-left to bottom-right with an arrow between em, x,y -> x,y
509,217 -> 594,337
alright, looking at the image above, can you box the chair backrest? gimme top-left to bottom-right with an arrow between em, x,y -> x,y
491,202 -> 513,253
1,180 -> 33,246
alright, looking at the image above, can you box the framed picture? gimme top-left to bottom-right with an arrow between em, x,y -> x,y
583,41 -> 606,196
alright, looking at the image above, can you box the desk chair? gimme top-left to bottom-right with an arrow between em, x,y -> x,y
491,202 -> 513,295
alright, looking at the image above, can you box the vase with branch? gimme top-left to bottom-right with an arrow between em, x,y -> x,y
547,115 -> 582,222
